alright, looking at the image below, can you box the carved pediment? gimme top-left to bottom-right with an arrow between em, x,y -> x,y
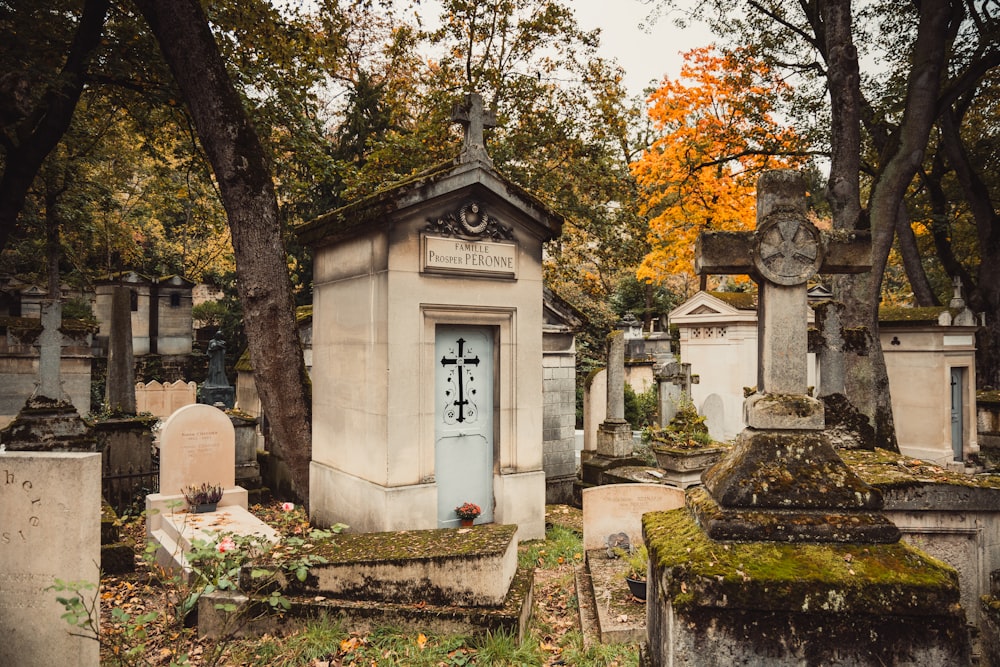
425,201 -> 514,242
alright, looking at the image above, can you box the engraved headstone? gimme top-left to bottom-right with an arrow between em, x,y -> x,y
157,403 -> 235,496
0,451 -> 101,667
582,483 -> 685,550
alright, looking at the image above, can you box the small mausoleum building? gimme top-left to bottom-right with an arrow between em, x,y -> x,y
297,94 -> 561,541
879,296 -> 979,464
669,290 -> 816,441
95,272 -> 194,356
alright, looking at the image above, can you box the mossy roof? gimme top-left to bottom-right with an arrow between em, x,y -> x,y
841,447 -> 1000,490
706,291 -> 757,310
295,157 -> 562,248
878,305 -> 961,324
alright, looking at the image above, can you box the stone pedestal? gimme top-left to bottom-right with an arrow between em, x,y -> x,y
697,430 -> 899,543
0,396 -> 96,451
596,420 -> 633,457
200,384 -> 235,410
644,508 -> 971,666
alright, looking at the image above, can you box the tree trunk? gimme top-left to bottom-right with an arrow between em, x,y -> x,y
861,0 -> 955,449
937,106 -> 1000,388
895,200 -> 938,307
822,0 -> 899,451
133,0 -> 313,502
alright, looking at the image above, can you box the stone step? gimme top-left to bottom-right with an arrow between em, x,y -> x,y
199,562 -> 534,642
267,523 -> 518,607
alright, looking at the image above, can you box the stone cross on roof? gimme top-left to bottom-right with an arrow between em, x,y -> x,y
695,170 -> 871,430
451,92 -> 496,166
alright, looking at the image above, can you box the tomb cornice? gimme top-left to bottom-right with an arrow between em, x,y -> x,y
297,159 -> 562,248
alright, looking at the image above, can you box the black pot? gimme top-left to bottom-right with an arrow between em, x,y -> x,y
626,576 -> 646,600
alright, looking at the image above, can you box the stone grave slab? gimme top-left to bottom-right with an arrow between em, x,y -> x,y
197,524 -> 534,642
582,483 -> 685,551
0,451 -> 101,667
146,404 -> 274,577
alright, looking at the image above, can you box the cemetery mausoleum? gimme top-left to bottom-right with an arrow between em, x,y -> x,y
297,94 -> 561,540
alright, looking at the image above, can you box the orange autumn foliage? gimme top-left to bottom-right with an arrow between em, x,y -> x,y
631,46 -> 807,287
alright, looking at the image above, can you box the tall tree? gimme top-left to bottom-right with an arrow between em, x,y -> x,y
132,0 -> 313,501
631,46 -> 807,292
655,0 -> 996,447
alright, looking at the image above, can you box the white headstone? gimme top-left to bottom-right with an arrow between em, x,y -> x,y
0,451 -> 101,667
582,483 -> 686,550
158,403 -> 235,495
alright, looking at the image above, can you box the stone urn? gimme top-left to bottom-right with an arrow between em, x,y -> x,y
652,445 -> 727,473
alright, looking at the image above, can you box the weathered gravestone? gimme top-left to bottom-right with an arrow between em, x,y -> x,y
1,302 -> 100,667
297,93 -> 560,540
0,451 -> 101,667
653,360 -> 698,427
644,170 -> 970,666
105,285 -> 136,414
582,483 -> 685,551
146,404 -> 275,574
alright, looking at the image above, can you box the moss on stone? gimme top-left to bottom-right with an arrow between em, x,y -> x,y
978,390 -> 1000,405
878,305 -> 961,323
707,291 -> 756,310
643,508 -> 960,615
842,448 -> 1000,490
279,523 -> 517,566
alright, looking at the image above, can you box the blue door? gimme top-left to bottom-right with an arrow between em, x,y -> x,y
951,367 -> 964,462
435,326 -> 494,527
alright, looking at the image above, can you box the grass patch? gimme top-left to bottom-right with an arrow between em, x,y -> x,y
518,525 -> 584,569
559,629 -> 640,666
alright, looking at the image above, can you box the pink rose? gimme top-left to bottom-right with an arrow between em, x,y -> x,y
217,537 -> 236,553
281,502 -> 295,512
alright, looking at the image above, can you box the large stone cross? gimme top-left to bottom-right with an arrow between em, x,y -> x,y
35,300 -> 67,400
695,170 -> 870,430
690,171 -> 899,544
451,92 -> 496,166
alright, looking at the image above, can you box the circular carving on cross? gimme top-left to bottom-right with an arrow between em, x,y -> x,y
753,214 -> 823,285
459,202 -> 490,235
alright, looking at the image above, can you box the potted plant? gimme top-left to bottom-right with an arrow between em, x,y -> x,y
454,502 -> 481,527
651,401 -> 726,472
182,482 -> 224,513
613,544 -> 649,601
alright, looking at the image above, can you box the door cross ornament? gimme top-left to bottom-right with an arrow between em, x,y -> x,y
441,337 -> 481,424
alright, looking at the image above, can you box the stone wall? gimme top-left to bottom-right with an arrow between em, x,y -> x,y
542,332 -> 577,504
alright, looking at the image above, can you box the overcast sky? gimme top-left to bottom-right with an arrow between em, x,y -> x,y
570,0 -> 716,99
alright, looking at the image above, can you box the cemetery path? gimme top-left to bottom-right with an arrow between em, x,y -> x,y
98,502 -> 638,666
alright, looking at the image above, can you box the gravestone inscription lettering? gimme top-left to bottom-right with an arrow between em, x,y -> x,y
0,451 -> 101,667
158,403 -> 235,496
